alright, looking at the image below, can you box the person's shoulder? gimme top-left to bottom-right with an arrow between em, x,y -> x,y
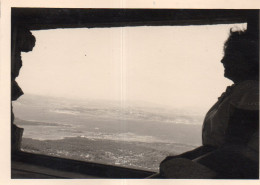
230,80 -> 259,110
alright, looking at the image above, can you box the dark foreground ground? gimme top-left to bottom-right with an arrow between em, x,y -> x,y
21,137 -> 196,172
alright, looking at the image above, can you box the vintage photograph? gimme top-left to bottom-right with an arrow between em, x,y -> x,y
10,8 -> 259,179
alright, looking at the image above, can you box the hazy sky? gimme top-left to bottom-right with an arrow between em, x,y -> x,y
18,24 -> 246,111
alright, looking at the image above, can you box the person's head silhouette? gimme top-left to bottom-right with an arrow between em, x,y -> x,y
221,29 -> 259,83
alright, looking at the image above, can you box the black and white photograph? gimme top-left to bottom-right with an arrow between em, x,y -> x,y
1,1 -> 259,184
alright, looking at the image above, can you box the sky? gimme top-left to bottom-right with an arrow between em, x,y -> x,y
18,23 -> 246,112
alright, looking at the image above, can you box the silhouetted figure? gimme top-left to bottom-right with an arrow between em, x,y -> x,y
152,29 -> 259,179
11,28 -> 36,152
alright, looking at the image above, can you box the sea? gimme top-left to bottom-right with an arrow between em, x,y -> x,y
13,94 -> 205,172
